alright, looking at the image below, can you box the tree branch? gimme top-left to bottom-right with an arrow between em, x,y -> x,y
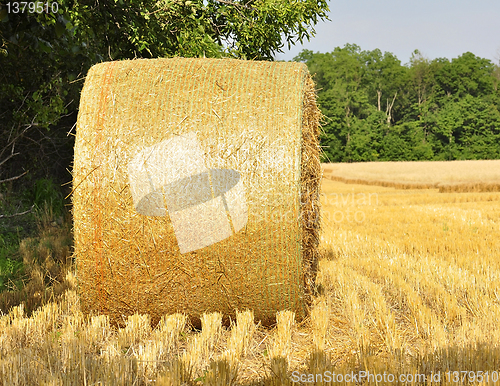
0,123 -> 31,161
0,204 -> 34,219
215,0 -> 252,10
0,171 -> 28,184
0,149 -> 20,169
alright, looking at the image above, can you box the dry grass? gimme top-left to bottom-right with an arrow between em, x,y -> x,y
323,160 -> 500,192
0,204 -> 73,316
2,162 -> 500,384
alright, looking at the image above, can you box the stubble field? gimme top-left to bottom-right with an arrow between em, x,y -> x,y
323,160 -> 500,192
1,161 -> 500,385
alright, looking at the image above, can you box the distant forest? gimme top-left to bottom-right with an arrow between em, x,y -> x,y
294,45 -> 500,162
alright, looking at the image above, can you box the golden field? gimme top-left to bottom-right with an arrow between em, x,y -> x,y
1,161 -> 500,385
323,160 -> 500,192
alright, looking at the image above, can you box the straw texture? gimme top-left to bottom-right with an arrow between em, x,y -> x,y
73,57 -> 321,327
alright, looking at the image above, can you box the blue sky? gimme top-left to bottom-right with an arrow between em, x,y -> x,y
275,0 -> 500,65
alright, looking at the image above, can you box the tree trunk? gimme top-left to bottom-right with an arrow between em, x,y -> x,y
385,92 -> 397,126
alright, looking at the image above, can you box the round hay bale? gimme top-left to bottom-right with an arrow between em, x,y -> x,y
73,57 -> 321,327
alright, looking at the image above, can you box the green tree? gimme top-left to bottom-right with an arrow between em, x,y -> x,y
295,45 -> 375,162
435,52 -> 495,100
0,4 -> 83,185
0,0 -> 330,185
361,48 -> 407,126
405,51 -> 442,119
345,109 -> 385,162
452,95 -> 500,159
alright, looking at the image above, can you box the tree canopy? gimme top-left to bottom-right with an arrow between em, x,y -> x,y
295,46 -> 500,162
0,0 -> 329,185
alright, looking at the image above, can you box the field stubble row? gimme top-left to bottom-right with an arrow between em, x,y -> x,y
323,160 -> 500,192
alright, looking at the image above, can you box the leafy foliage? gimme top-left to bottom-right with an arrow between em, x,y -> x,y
0,0 -> 330,185
296,47 -> 500,162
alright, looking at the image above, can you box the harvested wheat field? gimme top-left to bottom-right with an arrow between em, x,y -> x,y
323,160 -> 500,192
1,161 -> 500,385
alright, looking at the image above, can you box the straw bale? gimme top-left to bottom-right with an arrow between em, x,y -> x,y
73,57 -> 321,327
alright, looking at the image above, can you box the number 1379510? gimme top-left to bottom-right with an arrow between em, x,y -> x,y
5,2 -> 59,14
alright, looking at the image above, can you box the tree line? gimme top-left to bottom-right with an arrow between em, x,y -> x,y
294,45 -> 500,162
